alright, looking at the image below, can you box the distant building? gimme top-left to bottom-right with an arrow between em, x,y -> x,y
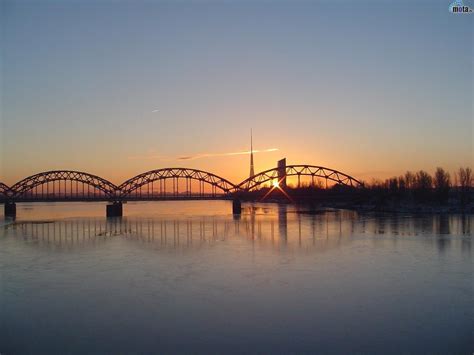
278,158 -> 287,187
249,129 -> 255,178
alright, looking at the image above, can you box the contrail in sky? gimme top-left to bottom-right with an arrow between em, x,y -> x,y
128,148 -> 278,161
177,148 -> 278,161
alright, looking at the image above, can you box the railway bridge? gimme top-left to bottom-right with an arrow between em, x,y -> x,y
1,161 -> 362,217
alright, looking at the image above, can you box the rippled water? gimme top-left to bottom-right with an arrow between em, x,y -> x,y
0,201 -> 472,354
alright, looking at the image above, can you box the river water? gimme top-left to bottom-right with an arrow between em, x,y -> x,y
0,201 -> 472,354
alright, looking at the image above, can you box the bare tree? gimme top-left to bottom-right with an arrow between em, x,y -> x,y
404,171 -> 415,189
398,176 -> 406,192
414,170 -> 432,190
413,170 -> 432,201
458,167 -> 473,205
388,177 -> 398,192
433,167 -> 450,202
458,167 -> 473,188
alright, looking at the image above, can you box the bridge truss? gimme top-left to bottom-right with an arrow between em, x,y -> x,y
9,170 -> 119,201
238,165 -> 363,191
118,168 -> 237,199
1,165 -> 362,203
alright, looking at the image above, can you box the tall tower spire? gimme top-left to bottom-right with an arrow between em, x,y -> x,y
249,129 -> 255,178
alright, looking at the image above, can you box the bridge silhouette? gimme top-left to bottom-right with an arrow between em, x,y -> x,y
1,162 -> 362,217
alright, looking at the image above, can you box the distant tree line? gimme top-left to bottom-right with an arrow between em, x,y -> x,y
363,167 -> 473,205
238,167 -> 473,211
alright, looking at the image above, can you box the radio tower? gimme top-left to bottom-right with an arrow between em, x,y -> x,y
249,129 -> 255,178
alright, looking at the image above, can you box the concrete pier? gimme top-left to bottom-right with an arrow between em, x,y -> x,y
232,199 -> 242,214
106,202 -> 123,217
4,202 -> 16,217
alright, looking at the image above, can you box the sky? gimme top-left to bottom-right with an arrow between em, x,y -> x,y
1,0 -> 472,186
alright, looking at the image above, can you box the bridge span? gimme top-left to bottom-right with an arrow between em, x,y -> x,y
1,162 -> 362,217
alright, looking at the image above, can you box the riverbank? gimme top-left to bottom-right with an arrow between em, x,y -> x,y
258,198 -> 474,214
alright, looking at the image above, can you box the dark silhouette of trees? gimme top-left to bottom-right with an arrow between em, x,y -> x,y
242,166 -> 472,211
413,170 -> 433,201
388,177 -> 398,192
398,175 -> 406,192
360,166 -> 471,209
404,171 -> 415,189
414,170 -> 433,189
458,167 -> 473,188
458,167 -> 473,205
433,167 -> 451,203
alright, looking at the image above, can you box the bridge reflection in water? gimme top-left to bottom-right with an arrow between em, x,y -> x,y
5,207 -> 472,254
6,207 -> 352,251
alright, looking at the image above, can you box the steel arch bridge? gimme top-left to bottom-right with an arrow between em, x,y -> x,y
237,165 -> 363,191
118,168 -> 237,199
1,164 -> 362,206
9,170 -> 119,201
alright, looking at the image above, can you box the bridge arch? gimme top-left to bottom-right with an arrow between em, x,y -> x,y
118,168 -> 237,199
237,165 -> 363,191
10,170 -> 119,200
0,182 -> 11,201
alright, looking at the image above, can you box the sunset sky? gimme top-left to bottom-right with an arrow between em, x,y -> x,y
1,0 -> 472,186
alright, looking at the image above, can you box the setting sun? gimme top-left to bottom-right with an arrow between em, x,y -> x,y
272,180 -> 279,188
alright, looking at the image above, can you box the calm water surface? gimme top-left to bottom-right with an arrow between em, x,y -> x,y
0,201 -> 472,354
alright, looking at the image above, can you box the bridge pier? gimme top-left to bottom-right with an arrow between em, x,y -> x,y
4,202 -> 16,217
232,198 -> 242,214
106,202 -> 123,217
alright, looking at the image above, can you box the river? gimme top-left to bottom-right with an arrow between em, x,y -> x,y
0,201 -> 472,353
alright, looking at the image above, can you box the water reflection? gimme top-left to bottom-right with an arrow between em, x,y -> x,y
3,206 -> 472,256
7,214 -> 353,252
278,204 -> 287,239
0,203 -> 472,354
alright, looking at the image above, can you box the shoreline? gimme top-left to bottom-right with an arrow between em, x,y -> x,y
255,198 -> 474,215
